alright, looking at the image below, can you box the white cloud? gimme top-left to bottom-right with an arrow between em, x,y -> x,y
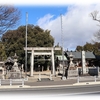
37,4 -> 100,51
37,14 -> 54,27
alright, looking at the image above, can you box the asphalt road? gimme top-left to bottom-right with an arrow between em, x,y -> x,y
0,84 -> 100,96
25,79 -> 77,86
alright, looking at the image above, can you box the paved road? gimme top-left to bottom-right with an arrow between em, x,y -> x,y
0,84 -> 100,96
25,79 -> 77,86
0,76 -> 100,99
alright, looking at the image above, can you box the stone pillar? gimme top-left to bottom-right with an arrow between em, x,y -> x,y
2,68 -> 5,79
21,64 -> 24,74
51,48 -> 55,76
30,49 -> 34,76
82,51 -> 86,74
0,68 -> 5,79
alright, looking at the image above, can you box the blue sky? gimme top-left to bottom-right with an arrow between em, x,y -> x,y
16,6 -> 68,26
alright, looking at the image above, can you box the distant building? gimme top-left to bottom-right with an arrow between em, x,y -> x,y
55,55 -> 68,71
55,55 -> 68,66
64,51 -> 100,67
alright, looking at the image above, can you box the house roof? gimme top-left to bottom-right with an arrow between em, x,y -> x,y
65,51 -> 96,59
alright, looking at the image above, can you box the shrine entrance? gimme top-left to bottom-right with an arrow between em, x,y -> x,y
24,47 -> 61,76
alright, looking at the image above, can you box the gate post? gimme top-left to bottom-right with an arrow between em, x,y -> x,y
30,49 -> 34,77
51,48 -> 55,76
0,79 -> 1,86
10,79 -> 12,86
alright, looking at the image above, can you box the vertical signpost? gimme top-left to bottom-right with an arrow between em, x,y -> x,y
82,50 -> 86,74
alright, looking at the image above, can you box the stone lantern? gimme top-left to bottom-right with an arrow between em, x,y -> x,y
8,53 -> 21,79
67,52 -> 78,78
11,53 -> 20,72
69,52 -> 74,69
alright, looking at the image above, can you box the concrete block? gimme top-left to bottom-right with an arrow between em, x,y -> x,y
68,69 -> 78,77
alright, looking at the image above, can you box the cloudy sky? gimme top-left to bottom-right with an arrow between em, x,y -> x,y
1,0 -> 100,51
36,4 -> 100,51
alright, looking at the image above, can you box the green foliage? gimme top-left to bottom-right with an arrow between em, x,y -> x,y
0,42 -> 7,61
76,42 -> 100,55
1,24 -> 54,70
54,43 -> 62,55
76,45 -> 83,51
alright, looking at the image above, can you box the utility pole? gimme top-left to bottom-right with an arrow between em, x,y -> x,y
25,12 -> 28,76
60,14 -> 66,80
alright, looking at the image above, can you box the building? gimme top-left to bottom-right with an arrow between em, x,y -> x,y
64,50 -> 99,67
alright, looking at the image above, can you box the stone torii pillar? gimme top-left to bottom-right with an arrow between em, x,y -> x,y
30,49 -> 34,77
51,48 -> 55,75
30,49 -> 55,76
24,47 -> 61,77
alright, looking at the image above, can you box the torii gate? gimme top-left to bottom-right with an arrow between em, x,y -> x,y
24,47 -> 61,76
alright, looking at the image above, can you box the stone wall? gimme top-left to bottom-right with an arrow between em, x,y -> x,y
68,68 -> 78,77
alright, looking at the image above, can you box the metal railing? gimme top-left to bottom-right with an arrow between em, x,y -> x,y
0,79 -> 25,86
38,73 -> 53,81
77,75 -> 100,83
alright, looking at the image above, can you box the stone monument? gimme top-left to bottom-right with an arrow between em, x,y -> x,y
9,53 -> 21,79
81,50 -> 86,74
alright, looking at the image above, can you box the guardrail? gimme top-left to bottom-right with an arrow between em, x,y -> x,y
0,79 -> 25,86
38,73 -> 53,81
77,76 -> 100,83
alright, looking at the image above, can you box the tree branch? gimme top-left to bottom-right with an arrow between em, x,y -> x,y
0,6 -> 20,35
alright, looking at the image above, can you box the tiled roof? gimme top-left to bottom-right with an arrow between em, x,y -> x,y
65,51 -> 96,59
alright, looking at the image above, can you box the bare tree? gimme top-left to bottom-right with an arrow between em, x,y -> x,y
90,11 -> 100,42
92,30 -> 100,43
0,5 -> 20,35
90,10 -> 100,22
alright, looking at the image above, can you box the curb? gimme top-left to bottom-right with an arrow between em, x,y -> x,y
0,81 -> 100,89
0,85 -> 30,89
73,81 -> 100,86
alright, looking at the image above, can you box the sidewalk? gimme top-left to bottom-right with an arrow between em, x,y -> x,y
0,78 -> 100,89
0,71 -> 100,89
27,70 -> 62,82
